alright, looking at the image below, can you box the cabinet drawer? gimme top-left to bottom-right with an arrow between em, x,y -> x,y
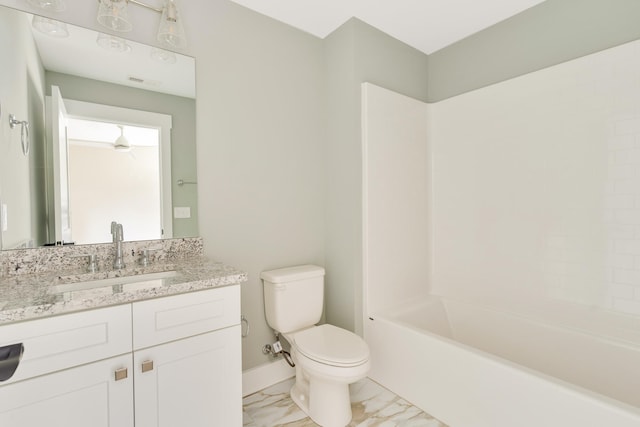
0,305 -> 132,385
132,286 -> 240,350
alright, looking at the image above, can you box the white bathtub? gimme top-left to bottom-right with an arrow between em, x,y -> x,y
364,296 -> 640,427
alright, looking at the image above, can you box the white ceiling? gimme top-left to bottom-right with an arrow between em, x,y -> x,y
230,0 -> 547,54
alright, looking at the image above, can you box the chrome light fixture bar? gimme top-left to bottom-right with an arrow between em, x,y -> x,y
96,0 -> 187,49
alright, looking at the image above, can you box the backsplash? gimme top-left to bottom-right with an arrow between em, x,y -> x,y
0,237 -> 203,277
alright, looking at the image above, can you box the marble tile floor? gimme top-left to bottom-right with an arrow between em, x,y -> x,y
243,377 -> 448,427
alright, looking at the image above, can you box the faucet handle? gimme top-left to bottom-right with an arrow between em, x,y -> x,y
73,254 -> 99,273
139,248 -> 159,266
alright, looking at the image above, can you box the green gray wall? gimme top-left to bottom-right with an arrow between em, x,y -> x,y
325,18 -> 429,335
192,0 -> 327,371
428,0 -> 640,101
45,72 -> 198,238
0,8 -> 46,249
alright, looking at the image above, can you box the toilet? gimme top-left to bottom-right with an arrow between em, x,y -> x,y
261,265 -> 370,427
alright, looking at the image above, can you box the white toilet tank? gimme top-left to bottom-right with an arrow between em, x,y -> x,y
261,265 -> 325,333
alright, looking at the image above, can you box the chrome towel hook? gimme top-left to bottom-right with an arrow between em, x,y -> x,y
9,114 -> 30,156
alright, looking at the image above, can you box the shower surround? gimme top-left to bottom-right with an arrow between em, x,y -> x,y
362,37 -> 640,427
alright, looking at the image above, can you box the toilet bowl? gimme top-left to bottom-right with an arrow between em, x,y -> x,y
285,324 -> 370,427
261,265 -> 371,427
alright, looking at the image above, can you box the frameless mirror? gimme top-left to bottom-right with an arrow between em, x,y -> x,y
0,4 -> 198,250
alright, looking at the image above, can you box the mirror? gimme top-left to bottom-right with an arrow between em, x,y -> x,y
0,4 -> 198,250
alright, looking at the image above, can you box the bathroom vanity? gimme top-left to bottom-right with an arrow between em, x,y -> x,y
0,238 -> 246,427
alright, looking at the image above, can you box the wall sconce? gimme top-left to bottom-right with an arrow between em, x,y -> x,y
96,0 -> 187,49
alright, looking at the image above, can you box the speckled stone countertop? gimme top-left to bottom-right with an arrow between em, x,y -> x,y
0,258 -> 247,325
0,238 -> 247,325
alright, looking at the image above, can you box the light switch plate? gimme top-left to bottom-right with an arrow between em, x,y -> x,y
173,207 -> 191,219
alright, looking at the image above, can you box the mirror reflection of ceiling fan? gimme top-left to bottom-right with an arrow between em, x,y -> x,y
66,118 -> 159,155
114,125 -> 132,152
90,125 -> 135,155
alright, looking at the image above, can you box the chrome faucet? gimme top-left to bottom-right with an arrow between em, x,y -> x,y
111,221 -> 126,270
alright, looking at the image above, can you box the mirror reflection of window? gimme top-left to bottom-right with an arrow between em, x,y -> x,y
66,119 -> 162,244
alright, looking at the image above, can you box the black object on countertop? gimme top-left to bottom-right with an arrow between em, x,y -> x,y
0,343 -> 24,382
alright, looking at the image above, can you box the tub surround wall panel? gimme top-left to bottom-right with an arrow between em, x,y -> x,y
428,0 -> 640,101
431,39 -> 640,317
362,83 -> 430,316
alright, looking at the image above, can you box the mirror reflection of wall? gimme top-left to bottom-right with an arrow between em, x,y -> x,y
0,4 -> 197,250
0,7 -> 46,250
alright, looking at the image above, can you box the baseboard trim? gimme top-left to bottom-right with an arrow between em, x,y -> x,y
242,359 -> 295,397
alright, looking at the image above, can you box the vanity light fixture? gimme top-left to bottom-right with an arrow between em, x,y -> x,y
96,33 -> 132,53
26,0 -> 66,12
156,0 -> 186,49
150,47 -> 176,64
32,15 -> 69,38
96,0 -> 187,50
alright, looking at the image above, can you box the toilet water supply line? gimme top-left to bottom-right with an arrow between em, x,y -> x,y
263,334 -> 295,367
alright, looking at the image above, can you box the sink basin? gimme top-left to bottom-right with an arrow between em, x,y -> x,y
51,270 -> 179,294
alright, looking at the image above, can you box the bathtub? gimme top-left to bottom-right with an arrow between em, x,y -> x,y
364,296 -> 640,427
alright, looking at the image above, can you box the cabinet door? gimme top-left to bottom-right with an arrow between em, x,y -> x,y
0,354 -> 133,427
134,325 -> 242,427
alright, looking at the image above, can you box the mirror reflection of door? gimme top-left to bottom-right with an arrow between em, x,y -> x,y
49,85 -> 72,244
46,86 -> 173,245
66,119 -> 162,244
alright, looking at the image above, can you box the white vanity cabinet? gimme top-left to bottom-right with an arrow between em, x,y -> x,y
132,285 -> 242,427
0,285 -> 241,427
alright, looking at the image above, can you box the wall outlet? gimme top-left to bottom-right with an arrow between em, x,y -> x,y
1,204 -> 7,232
173,207 -> 191,219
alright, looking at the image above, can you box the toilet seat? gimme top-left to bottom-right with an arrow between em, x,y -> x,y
292,324 -> 369,367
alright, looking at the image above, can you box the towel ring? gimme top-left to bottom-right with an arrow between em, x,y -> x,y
9,114 -> 29,156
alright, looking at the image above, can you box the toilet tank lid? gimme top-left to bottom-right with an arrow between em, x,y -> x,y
260,265 -> 325,283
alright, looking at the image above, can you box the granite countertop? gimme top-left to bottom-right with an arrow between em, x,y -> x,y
0,257 -> 247,325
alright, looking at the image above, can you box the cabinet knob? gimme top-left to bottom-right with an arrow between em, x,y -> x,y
114,367 -> 128,381
141,360 -> 154,373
